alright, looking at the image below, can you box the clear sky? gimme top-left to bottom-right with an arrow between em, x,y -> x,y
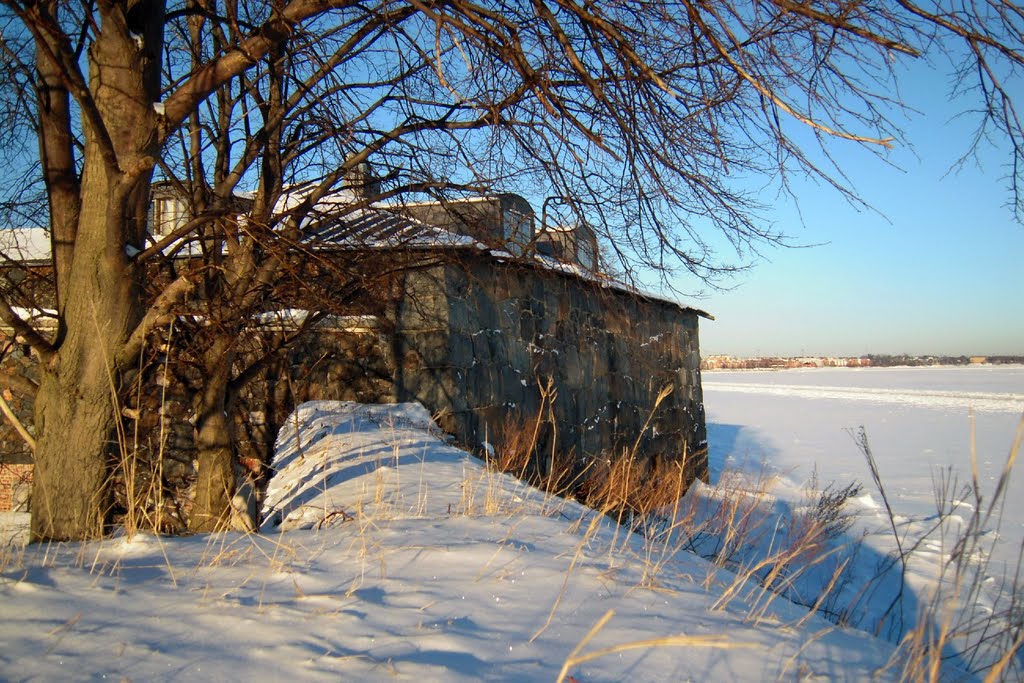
675,61 -> 1024,358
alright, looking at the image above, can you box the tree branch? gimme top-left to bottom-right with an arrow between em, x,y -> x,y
0,301 -> 55,363
115,275 -> 196,370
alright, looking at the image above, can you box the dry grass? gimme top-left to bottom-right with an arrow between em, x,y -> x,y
481,383 -> 697,531
540,414 -> 1023,683
555,608 -> 755,683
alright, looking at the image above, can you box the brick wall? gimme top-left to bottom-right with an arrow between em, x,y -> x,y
0,463 -> 32,511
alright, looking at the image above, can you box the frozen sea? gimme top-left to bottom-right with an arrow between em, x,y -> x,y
702,364 -> 1024,579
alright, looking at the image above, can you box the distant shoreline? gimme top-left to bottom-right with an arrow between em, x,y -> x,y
701,355 -> 1024,371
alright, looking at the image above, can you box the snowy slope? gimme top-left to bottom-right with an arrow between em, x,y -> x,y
0,401 -> 901,682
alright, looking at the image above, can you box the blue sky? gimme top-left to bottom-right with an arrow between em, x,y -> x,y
678,62 -> 1024,358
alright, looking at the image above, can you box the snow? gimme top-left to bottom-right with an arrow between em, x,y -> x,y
703,365 -> 1024,673
1,401 -> 905,682
0,227 -> 52,262
0,511 -> 29,548
4,367 -> 1022,680
703,366 -> 1024,567
275,186 -> 480,250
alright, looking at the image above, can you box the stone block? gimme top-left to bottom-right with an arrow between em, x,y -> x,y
448,332 -> 474,369
520,310 -> 539,340
397,330 -> 451,368
471,331 -> 493,361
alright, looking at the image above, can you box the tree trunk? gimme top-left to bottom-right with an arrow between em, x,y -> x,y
189,336 -> 241,532
29,3 -> 165,541
30,369 -> 113,540
29,172 -> 142,540
35,0 -> 80,320
29,171 -> 141,540
190,417 -> 237,532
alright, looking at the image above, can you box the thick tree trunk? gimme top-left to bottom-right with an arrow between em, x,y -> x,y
29,165 -> 140,540
29,173 -> 140,539
29,3 -> 165,541
190,417 -> 237,532
30,370 -> 113,540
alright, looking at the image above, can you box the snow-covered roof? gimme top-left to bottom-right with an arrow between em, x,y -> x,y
288,188 -> 710,318
495,250 -> 712,319
303,205 -> 478,250
0,228 -> 51,264
276,186 -> 479,250
0,194 -> 710,320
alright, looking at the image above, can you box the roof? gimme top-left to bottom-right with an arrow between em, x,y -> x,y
303,206 -> 478,250
2,192 -> 711,320
502,251 -> 713,320
298,197 -> 710,318
275,186 -> 478,250
0,228 -> 52,265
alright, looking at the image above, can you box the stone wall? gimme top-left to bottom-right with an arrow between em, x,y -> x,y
389,252 -> 707,481
0,250 -> 708,514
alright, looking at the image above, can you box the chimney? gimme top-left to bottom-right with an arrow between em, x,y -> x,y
344,155 -> 381,201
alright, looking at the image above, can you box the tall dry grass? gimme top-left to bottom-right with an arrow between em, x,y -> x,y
857,415 -> 1024,681
485,395 -> 1024,682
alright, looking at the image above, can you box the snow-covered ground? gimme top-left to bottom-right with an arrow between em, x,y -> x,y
703,365 -> 1024,674
703,366 -> 1024,570
1,366 -> 1021,681
2,401 -> 903,682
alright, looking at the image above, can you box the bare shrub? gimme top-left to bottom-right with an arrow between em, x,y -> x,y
806,466 -> 864,540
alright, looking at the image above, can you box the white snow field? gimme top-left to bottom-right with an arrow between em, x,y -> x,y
1,364 -> 1022,682
703,366 -> 1024,567
1,401 -> 905,682
703,365 -> 1024,676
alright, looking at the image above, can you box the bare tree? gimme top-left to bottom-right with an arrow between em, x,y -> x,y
0,0 -> 1020,540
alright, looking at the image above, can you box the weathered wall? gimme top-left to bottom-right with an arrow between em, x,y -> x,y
390,253 -> 707,481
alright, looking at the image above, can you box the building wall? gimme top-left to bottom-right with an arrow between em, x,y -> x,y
0,463 -> 32,511
0,252 -> 708,514
390,253 -> 707,481
0,331 -> 37,512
